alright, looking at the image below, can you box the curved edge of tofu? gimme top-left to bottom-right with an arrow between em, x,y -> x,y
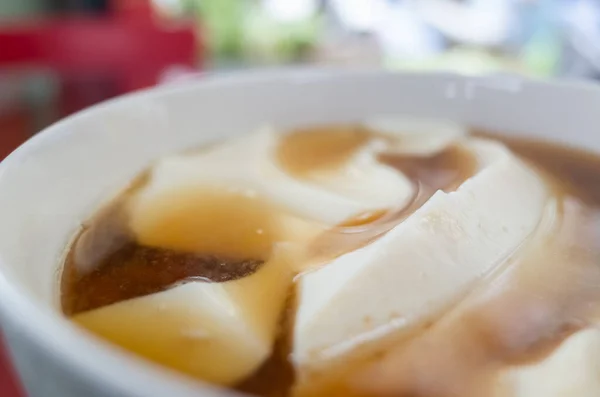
365,116 -> 467,156
73,250 -> 293,386
132,127 -> 414,226
499,329 -> 600,397
298,141 -> 415,214
292,139 -> 548,371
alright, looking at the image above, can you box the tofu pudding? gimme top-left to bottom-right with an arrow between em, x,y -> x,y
60,118 -> 600,397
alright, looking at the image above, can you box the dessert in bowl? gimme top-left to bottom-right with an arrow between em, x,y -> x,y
0,71 -> 599,397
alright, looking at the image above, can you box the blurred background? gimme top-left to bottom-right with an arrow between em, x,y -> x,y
1,0 -> 600,395
2,0 -> 600,160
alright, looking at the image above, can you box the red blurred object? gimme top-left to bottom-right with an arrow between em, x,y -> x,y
0,336 -> 23,397
113,0 -> 155,21
0,16 -> 199,115
0,3 -> 200,395
0,104 -> 29,159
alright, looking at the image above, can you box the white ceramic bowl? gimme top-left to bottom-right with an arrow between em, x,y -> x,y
0,70 -> 599,397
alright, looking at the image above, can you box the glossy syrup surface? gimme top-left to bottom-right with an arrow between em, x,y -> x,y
60,126 -> 600,397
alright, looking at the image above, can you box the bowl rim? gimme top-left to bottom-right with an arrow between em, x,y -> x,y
1,68 -> 600,397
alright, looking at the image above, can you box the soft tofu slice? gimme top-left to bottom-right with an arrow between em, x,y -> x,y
73,249 -> 292,386
365,116 -> 467,155
131,127 -> 414,226
293,139 -> 548,371
307,139 -> 412,211
499,329 -> 600,397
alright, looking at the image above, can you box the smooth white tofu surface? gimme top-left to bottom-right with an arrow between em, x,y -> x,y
293,139 -> 548,371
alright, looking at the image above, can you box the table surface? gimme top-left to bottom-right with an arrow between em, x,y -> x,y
0,337 -> 24,397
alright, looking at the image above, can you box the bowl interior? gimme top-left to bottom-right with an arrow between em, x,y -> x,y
0,70 -> 599,396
